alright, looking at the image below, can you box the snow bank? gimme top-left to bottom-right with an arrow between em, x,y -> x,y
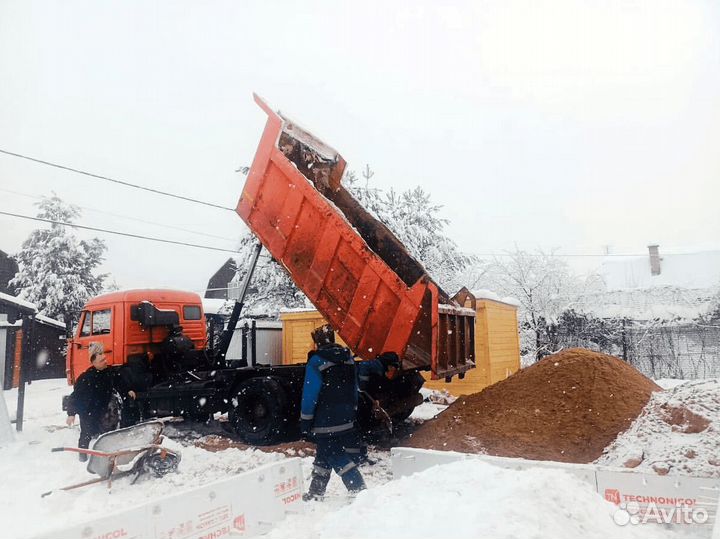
655,379 -> 692,390
596,379 -> 720,478
266,459 -> 672,539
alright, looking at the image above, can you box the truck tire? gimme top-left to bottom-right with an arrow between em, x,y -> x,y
229,378 -> 288,445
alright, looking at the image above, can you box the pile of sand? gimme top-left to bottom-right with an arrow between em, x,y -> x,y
404,348 -> 660,463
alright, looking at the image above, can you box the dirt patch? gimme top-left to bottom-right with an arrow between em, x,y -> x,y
196,435 -> 316,457
403,348 -> 660,463
660,403 -> 710,433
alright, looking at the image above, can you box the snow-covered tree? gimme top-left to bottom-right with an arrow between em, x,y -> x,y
233,166 -> 476,316
10,195 -> 107,329
345,168 -> 476,294
476,249 -> 603,362
232,234 -> 309,316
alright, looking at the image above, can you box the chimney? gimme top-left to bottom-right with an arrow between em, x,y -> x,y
648,244 -> 661,276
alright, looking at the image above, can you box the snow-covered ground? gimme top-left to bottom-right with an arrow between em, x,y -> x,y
1,379 -> 714,539
0,380 -> 397,538
596,379 -> 720,477
267,459 -> 699,539
655,379 -> 693,390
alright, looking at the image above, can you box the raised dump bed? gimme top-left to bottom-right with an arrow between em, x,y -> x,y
238,95 -> 474,380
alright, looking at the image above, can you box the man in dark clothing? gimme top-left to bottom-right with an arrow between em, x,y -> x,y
300,324 -> 395,500
66,342 -> 136,460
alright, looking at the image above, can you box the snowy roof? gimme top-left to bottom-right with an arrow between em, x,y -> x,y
576,286 -> 717,322
278,307 -> 318,314
0,291 -> 37,313
600,250 -> 720,291
471,289 -> 521,307
233,319 -> 282,329
0,292 -> 65,328
202,298 -> 230,315
35,314 -> 65,329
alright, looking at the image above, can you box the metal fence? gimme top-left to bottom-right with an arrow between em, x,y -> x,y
530,313 -> 720,379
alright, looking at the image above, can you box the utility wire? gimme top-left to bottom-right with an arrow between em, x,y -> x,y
0,148 -> 236,211
1,151 -> 712,259
469,250 -> 713,258
0,187 -> 238,242
0,210 -> 239,254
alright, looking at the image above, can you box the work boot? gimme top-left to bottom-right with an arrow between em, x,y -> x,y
303,467 -> 330,501
78,453 -> 88,462
340,465 -> 366,494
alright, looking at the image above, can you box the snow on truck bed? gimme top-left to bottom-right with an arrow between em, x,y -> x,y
1,379 -> 714,539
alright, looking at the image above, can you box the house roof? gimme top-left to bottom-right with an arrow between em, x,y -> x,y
205,258 -> 237,297
0,291 -> 36,313
600,250 -> 720,291
0,291 -> 65,328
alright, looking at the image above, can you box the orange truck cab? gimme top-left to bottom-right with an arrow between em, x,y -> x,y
67,289 -> 206,384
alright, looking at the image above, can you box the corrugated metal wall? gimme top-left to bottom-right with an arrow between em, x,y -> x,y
226,321 -> 283,365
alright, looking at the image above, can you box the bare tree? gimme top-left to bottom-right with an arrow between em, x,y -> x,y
478,248 -> 602,362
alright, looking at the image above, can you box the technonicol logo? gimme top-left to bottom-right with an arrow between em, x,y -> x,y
604,489 -> 710,526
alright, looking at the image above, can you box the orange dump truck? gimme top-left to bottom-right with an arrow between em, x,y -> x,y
239,95 -> 476,381
64,96 -> 476,444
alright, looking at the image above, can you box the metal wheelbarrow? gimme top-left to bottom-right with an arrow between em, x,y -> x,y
42,420 -> 181,497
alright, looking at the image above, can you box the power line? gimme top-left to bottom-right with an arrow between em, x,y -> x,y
0,152 -> 712,259
0,148 -> 236,212
469,250 -> 715,258
0,187 -> 239,242
0,210 -> 239,254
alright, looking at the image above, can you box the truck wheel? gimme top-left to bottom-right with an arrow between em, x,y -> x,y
229,378 -> 288,445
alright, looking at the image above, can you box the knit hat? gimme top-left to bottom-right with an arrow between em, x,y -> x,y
88,342 -> 104,362
311,324 -> 335,346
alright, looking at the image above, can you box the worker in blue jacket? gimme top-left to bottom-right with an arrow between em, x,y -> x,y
300,324 -> 396,500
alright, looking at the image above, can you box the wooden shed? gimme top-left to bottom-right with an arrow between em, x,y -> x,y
423,295 -> 521,395
279,309 -> 348,365
279,295 -> 520,395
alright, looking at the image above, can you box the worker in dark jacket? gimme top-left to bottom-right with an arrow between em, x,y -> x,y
348,351 -> 401,464
300,325 -> 395,500
66,342 -> 136,460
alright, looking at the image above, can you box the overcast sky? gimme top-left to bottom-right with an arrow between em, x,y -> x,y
1,0 -> 719,293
